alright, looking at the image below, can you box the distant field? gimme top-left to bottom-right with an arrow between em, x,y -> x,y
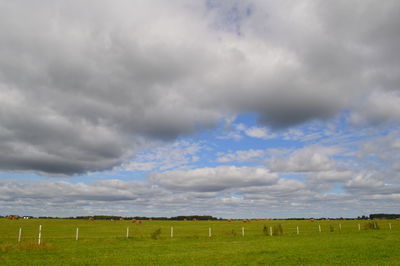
1,218 -> 400,265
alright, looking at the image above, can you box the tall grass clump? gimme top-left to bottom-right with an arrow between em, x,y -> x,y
263,225 -> 268,236
272,224 -> 283,236
151,228 -> 162,239
364,221 -> 380,230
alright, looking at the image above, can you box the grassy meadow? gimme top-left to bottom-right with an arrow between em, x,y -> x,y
1,218 -> 400,265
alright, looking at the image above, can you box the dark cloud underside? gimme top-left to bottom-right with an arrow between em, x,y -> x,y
0,0 -> 399,175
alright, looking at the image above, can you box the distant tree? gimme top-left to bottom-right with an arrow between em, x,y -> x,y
370,213 -> 400,219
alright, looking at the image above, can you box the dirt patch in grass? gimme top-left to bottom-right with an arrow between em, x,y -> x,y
0,241 -> 54,251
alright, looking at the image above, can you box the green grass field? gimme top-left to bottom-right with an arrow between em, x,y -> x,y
1,218 -> 400,265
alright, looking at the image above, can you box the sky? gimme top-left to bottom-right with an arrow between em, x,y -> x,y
0,0 -> 399,218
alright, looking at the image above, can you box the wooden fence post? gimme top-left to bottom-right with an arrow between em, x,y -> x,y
38,225 -> 42,245
18,228 -> 22,242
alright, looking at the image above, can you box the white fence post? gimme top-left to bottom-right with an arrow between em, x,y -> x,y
208,227 -> 212,237
318,224 -> 321,233
76,228 -> 79,241
38,225 -> 42,245
339,224 -> 342,232
389,223 -> 392,230
171,226 -> 174,238
296,226 -> 299,235
358,224 -> 361,231
126,227 -> 129,238
242,227 -> 245,237
18,228 -> 22,242
269,226 -> 273,236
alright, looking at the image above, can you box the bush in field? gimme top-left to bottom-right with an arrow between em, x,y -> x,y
151,228 -> 162,239
364,221 -> 379,230
263,225 -> 268,236
329,225 -> 334,232
272,224 -> 283,236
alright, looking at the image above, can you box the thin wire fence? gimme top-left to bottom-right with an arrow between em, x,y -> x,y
0,220 -> 397,243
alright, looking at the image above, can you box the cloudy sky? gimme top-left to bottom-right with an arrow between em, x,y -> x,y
0,0 -> 399,218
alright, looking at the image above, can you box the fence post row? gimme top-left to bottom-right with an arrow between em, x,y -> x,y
7,220 -> 399,243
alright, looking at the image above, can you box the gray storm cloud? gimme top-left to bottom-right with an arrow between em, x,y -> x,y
1,0 -> 400,174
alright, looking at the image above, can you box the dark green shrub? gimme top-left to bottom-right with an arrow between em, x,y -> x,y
273,224 -> 283,236
364,221 -> 379,230
329,225 -> 334,232
263,225 -> 268,236
151,228 -> 162,239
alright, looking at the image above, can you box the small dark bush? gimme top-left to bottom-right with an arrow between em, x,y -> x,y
272,224 -> 283,236
263,225 -> 269,236
329,225 -> 334,232
151,228 -> 162,239
364,221 -> 380,230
